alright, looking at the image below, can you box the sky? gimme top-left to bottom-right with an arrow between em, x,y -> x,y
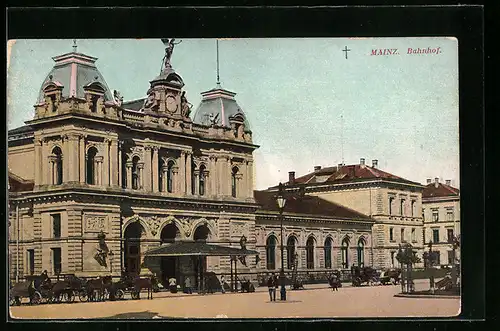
7,38 -> 459,190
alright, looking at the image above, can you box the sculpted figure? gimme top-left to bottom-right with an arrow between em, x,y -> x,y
143,92 -> 157,110
161,38 -> 182,69
181,91 -> 192,118
113,90 -> 124,106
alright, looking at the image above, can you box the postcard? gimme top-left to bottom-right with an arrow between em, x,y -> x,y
7,37 -> 460,319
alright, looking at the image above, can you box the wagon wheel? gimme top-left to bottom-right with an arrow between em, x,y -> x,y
78,290 -> 88,302
61,291 -> 75,303
131,290 -> 140,300
45,294 -> 55,304
9,296 -> 16,306
30,291 -> 42,305
115,289 -> 125,300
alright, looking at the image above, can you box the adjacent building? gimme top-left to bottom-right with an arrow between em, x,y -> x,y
422,178 -> 460,266
270,158 -> 426,269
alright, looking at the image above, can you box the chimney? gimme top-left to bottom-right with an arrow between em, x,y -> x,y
446,180 -> 451,186
314,165 -> 322,172
426,178 -> 432,184
434,177 -> 439,188
360,158 -> 365,166
372,159 -> 378,168
289,171 -> 295,185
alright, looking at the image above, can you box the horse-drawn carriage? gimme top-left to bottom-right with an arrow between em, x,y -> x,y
351,266 -> 380,287
379,268 -> 401,285
10,276 -> 46,305
328,270 -> 343,289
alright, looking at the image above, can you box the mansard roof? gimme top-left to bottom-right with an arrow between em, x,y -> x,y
422,182 -> 460,198
8,172 -> 34,192
254,190 -> 372,220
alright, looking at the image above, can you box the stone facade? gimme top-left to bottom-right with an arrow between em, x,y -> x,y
422,179 -> 460,266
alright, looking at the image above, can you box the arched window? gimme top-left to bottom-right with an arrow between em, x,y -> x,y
193,224 -> 210,242
306,236 -> 315,269
124,222 -> 145,275
357,238 -> 365,267
51,146 -> 63,185
132,156 -> 140,190
341,237 -> 349,269
324,237 -> 333,269
266,236 -> 277,270
286,236 -> 297,269
160,223 -> 180,244
231,167 -> 238,198
86,147 -> 98,185
167,160 -> 174,193
199,165 -> 206,196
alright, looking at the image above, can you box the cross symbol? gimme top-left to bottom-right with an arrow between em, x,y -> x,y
343,46 -> 351,59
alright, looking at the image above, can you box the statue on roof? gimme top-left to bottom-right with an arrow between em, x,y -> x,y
113,90 -> 123,106
181,91 -> 192,118
161,38 -> 182,69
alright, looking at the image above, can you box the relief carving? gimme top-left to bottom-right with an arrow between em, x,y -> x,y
146,216 -> 161,236
230,221 -> 248,238
85,214 -> 109,233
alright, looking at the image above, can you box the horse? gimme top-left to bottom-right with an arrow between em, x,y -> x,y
86,276 -> 112,302
132,275 -> 157,300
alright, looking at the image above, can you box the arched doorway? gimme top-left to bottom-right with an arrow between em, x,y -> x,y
51,146 -> 63,185
306,236 -> 315,269
124,222 -> 145,275
286,236 -> 297,269
193,224 -> 210,241
160,223 -> 181,287
86,147 -> 98,185
193,224 -> 211,290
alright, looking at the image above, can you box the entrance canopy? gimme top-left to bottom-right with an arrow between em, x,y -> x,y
144,241 -> 259,257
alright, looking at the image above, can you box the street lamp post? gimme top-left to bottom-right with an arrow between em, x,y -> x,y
276,183 -> 287,301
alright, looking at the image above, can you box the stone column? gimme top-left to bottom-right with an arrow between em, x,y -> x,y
193,170 -> 199,195
126,162 -> 133,189
138,163 -> 144,189
34,138 -> 42,185
144,146 -> 152,191
209,156 -> 216,196
173,166 -> 179,193
216,157 -> 223,196
118,142 -> 123,187
236,174 -> 243,199
67,135 -> 79,182
62,135 -> 69,183
41,138 -> 48,185
186,152 -> 192,195
104,139 -> 110,186
49,157 -> 55,185
79,135 -> 86,183
179,151 -> 186,195
227,156 -> 232,197
247,160 -> 254,199
161,165 -> 168,193
95,156 -> 103,186
152,147 -> 159,192
110,140 -> 118,186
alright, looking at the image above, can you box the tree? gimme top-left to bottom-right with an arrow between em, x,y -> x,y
396,243 -> 421,293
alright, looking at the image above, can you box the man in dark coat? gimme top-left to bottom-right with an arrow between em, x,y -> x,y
267,274 -> 276,301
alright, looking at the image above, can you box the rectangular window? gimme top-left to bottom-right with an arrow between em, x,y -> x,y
446,210 -> 454,222
390,251 -> 395,266
389,227 -> 394,241
411,201 -> 415,217
389,197 -> 394,215
447,229 -> 454,243
411,228 -> 416,242
422,208 -> 425,221
400,199 -> 405,216
432,229 -> 440,243
447,251 -> 455,265
401,228 -> 405,242
432,210 -> 439,222
436,252 -> 441,265
52,214 -> 61,238
27,249 -> 35,275
51,247 -> 62,275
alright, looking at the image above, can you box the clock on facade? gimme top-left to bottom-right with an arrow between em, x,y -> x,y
166,95 -> 177,113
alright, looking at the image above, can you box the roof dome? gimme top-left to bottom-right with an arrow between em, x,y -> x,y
192,86 -> 251,130
36,50 -> 113,104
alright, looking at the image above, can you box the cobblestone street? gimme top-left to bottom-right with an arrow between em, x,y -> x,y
10,280 -> 460,319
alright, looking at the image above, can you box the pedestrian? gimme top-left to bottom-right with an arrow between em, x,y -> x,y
331,274 -> 339,291
168,277 -> 177,293
220,275 -> 226,294
184,276 -> 192,294
267,273 -> 276,301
